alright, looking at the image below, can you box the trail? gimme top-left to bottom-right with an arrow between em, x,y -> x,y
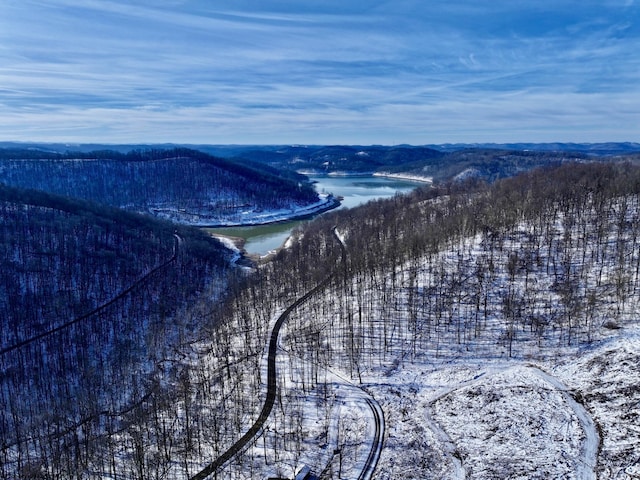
333,224 -> 385,480
358,396 -> 385,480
422,364 -> 599,479
530,366 -> 600,480
422,408 -> 467,479
190,226 -> 387,479
0,234 -> 182,356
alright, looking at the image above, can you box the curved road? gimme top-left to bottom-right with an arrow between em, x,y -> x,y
333,224 -> 385,480
191,226 -> 385,480
358,397 -> 385,480
189,275 -> 333,480
530,367 -> 599,479
424,365 -> 599,479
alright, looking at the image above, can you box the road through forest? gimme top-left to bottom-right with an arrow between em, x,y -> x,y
0,234 -> 182,356
188,275 -> 333,480
190,227 -> 385,479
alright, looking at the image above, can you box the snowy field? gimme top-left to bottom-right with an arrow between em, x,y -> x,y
204,311 -> 640,480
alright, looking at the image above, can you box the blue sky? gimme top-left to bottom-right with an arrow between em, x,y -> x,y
0,0 -> 638,144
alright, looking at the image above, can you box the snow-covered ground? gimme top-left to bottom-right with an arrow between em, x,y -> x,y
362,323 -> 640,479
80,186 -> 640,480
151,193 -> 340,227
241,194 -> 640,479
373,172 -> 434,183
194,310 -> 640,480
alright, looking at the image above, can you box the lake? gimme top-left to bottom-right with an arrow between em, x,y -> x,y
207,174 -> 426,256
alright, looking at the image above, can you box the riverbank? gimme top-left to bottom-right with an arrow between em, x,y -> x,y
373,172 -> 433,183
209,174 -> 428,257
298,169 -> 434,184
205,194 -> 340,264
208,232 -> 260,267
153,193 -> 340,228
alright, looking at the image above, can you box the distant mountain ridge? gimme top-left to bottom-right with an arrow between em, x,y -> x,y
196,143 -> 640,182
3,141 -> 639,194
3,141 -> 639,156
227,144 -> 445,174
226,145 -> 637,183
429,142 -> 640,155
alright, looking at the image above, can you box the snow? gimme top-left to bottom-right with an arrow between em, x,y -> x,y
209,318 -> 632,479
34,187 -> 638,479
335,328 -> 639,480
552,329 -> 640,479
248,194 -> 640,479
425,365 -> 592,479
152,193 -> 340,227
453,167 -> 482,181
207,233 -> 249,268
135,189 -> 640,480
215,306 -> 385,480
373,172 -> 434,183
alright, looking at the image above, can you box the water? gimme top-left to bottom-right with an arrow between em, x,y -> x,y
208,174 -> 425,255
312,175 -> 422,210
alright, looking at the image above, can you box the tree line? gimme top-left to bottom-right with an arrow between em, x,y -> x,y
201,161 -> 640,477
94,160 -> 640,479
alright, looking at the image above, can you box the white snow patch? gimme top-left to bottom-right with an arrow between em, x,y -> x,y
373,172 -> 433,183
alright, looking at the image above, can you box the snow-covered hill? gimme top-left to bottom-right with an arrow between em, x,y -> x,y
5,162 -> 640,479
236,162 -> 640,479
111,162 -> 638,480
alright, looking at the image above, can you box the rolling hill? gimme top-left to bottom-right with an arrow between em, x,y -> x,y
0,184 -> 237,479
0,147 -> 328,226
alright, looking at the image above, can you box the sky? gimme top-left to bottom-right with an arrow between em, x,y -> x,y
0,0 -> 639,145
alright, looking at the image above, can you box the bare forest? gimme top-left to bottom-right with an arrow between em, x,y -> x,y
2,161 -> 640,478
0,149 -> 319,225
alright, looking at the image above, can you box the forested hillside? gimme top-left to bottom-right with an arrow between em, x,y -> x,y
3,160 -> 640,478
169,161 -> 640,479
276,161 -> 640,354
0,148 -> 321,226
383,147 -> 589,182
228,145 -> 444,174
0,185 -> 236,479
226,144 -> 614,183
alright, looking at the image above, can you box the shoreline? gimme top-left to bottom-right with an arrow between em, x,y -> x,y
198,194 -> 341,228
205,194 -> 341,264
298,169 -> 434,183
372,171 -> 434,183
156,194 -> 341,229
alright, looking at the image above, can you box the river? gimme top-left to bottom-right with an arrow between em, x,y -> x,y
207,174 -> 426,256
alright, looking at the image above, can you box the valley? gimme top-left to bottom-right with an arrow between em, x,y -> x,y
208,173 -> 426,256
1,145 -> 640,479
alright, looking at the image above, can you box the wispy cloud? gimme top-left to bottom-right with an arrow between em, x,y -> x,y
0,0 -> 638,143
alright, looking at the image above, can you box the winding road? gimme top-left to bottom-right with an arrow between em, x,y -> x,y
530,366 -> 600,479
189,275 -> 333,480
190,226 -> 385,480
358,397 -> 385,480
334,224 -> 385,480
